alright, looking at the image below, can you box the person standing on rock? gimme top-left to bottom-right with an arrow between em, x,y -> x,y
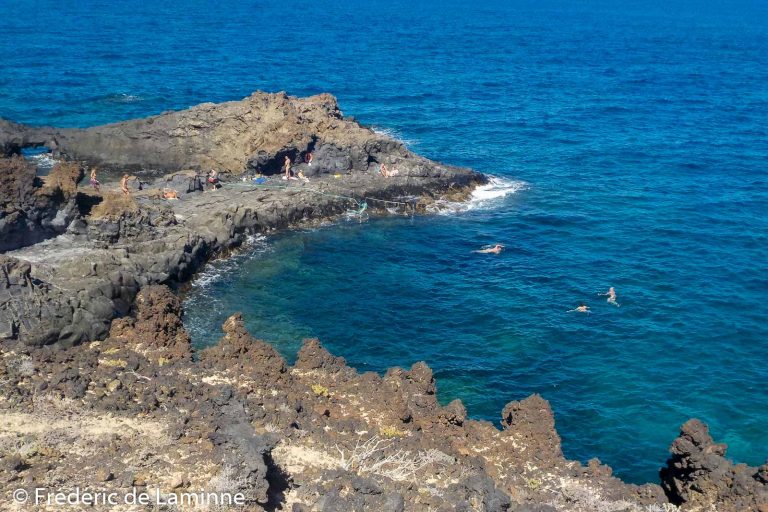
283,155 -> 292,180
305,152 -> 313,166
206,169 -> 219,191
89,168 -> 100,192
120,174 -> 130,195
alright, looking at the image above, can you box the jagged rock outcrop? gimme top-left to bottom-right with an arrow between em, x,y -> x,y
0,254 -> 111,347
501,394 -> 563,462
660,419 -> 768,511
85,192 -> 177,244
0,92 -> 461,180
0,288 -> 679,511
0,157 -> 84,251
106,285 -> 193,364
199,312 -> 290,386
0,92 -> 483,347
0,118 -> 56,155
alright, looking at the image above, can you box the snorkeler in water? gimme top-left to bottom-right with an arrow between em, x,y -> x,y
474,244 -> 504,254
598,286 -> 620,307
568,303 -> 591,314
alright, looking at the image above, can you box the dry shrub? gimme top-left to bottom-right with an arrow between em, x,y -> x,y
89,191 -> 138,219
41,161 -> 84,197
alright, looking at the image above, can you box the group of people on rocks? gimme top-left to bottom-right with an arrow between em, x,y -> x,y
87,167 -> 218,199
88,150 -> 405,199
282,153 -> 313,182
281,152 -> 403,181
90,169 -> 141,196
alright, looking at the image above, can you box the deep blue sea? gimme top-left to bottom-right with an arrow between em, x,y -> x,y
2,0 -> 767,484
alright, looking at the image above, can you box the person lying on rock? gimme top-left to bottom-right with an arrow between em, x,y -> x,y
380,163 -> 400,178
162,188 -> 179,200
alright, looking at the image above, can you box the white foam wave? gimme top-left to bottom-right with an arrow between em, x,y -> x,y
428,176 -> 528,214
111,93 -> 144,103
189,234 -> 269,289
24,153 -> 59,175
372,126 -> 418,149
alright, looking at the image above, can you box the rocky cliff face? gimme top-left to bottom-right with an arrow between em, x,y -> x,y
2,92 -> 765,510
0,92 -> 484,348
0,157 -> 83,251
2,285 -> 766,511
0,285 -> 675,512
660,419 -> 768,511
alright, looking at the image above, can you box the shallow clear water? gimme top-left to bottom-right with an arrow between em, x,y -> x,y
2,0 -> 767,484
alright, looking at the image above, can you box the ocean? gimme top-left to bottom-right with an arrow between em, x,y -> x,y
1,0 -> 766,484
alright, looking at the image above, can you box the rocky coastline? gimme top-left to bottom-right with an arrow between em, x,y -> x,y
0,92 -> 766,511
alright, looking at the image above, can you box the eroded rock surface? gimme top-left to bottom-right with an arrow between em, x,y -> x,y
660,419 -> 768,511
0,287 -> 683,511
0,157 -> 84,251
0,92 -> 483,347
1,92 -> 458,179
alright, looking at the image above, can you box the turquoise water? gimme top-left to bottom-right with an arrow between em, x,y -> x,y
2,0 -> 767,484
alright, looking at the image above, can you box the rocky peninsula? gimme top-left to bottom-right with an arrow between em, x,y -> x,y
0,92 -> 766,511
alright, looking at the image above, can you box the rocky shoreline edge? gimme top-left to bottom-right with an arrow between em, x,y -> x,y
0,92 -> 766,511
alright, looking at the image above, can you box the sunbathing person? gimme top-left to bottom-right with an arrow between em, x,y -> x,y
162,188 -> 179,200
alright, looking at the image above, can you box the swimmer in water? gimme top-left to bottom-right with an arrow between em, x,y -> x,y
567,303 -> 591,314
598,286 -> 620,307
474,244 -> 504,254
